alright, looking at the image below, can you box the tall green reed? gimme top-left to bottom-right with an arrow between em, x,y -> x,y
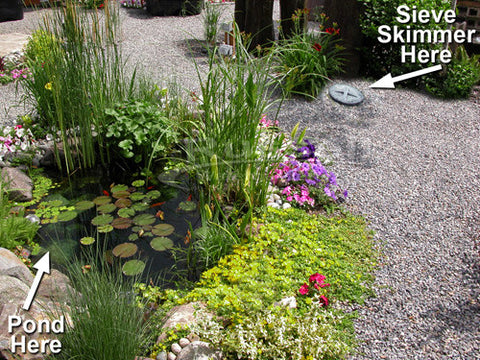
183,30 -> 285,233
22,0 -> 150,174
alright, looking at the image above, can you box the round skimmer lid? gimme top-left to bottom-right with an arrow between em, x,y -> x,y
328,84 -> 364,106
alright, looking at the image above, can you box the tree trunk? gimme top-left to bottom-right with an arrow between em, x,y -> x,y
235,0 -> 274,49
324,0 -> 363,77
279,0 -> 307,38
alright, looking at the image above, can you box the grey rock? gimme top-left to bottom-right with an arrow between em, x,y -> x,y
166,352 -> 176,360
282,203 -> 292,209
176,341 -> 222,360
171,342 -> 182,355
1,167 -> 33,201
156,351 -> 167,360
37,269 -> 75,304
0,247 -> 33,286
178,337 -> 190,348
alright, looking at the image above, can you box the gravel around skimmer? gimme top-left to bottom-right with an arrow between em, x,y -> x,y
1,4 -> 480,359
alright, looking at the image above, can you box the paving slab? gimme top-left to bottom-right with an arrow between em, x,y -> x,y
0,32 -> 30,57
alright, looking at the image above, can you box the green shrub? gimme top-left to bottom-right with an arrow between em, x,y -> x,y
274,12 -> 344,98
358,0 -> 451,79
425,46 -> 480,98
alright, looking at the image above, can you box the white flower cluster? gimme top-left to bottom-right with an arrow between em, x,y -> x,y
0,125 -> 36,162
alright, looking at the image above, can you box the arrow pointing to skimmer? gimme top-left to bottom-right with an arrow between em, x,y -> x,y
22,252 -> 50,311
370,64 -> 443,89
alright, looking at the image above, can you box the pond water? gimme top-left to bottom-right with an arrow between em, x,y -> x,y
32,166 -> 200,284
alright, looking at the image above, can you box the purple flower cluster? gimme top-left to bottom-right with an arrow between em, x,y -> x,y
271,139 -> 347,207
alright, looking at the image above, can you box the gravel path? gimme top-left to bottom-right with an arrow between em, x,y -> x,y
278,85 -> 480,359
1,3 -> 480,359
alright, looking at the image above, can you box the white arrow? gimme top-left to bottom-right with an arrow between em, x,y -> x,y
22,252 -> 50,311
370,64 -> 443,89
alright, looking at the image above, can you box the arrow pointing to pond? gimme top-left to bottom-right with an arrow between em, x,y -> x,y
22,252 -> 50,311
370,64 -> 443,89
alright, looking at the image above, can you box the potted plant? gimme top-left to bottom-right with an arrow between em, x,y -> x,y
146,0 -> 203,16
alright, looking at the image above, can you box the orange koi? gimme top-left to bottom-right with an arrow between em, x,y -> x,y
147,185 -> 155,190
184,230 -> 192,245
102,190 -> 110,196
186,194 -> 192,201
150,201 -> 165,208
155,210 -> 164,220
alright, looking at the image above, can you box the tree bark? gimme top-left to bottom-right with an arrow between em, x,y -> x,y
279,0 -> 307,38
323,0 -> 363,77
235,0 -> 274,49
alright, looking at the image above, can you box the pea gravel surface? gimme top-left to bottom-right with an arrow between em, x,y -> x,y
1,4 -> 480,359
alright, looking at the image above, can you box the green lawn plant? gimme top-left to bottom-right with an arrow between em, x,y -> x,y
274,10 -> 345,99
203,0 -> 222,45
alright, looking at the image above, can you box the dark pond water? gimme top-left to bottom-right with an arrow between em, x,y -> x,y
32,166 -> 200,285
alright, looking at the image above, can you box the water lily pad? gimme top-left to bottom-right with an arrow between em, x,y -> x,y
57,210 -> 78,222
112,217 -> 133,230
178,201 -> 196,212
75,200 -> 95,211
152,223 -> 174,236
93,196 -> 112,205
142,225 -> 153,231
98,203 -> 117,214
115,198 -> 132,208
91,214 -> 114,226
128,233 -> 139,241
131,180 -> 145,187
133,213 -> 156,226
150,237 -> 174,251
111,184 -> 128,193
146,190 -> 161,199
143,232 -> 153,237
118,207 -> 135,218
130,192 -> 146,201
132,226 -> 142,232
112,190 -> 130,199
112,242 -> 138,258
80,236 -> 95,245
97,224 -> 113,233
45,200 -> 64,207
132,202 -> 149,212
122,260 -> 145,276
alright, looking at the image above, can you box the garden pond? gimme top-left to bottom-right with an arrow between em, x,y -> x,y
28,167 -> 200,282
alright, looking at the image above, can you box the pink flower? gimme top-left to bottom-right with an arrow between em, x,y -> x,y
299,283 -> 309,295
309,273 -> 326,284
319,295 -> 329,306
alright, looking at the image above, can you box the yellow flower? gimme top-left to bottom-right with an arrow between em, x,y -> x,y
44,82 -> 52,90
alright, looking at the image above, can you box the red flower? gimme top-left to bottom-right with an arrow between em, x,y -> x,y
325,27 -> 340,35
319,295 -> 329,307
299,283 -> 309,295
99,3 -> 104,8
312,43 -> 322,52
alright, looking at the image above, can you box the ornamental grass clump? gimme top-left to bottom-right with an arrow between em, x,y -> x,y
274,10 -> 345,98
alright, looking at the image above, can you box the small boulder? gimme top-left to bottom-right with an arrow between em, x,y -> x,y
176,341 -> 223,360
0,247 -> 33,286
1,167 -> 33,201
37,269 -> 75,304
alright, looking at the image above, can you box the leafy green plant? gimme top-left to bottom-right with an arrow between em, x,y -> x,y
104,100 -> 179,167
274,11 -> 344,98
358,0 -> 451,79
0,178 -> 39,252
425,46 -> 480,98
48,253 -> 152,360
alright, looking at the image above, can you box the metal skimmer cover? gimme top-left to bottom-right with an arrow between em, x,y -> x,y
328,84 -> 364,106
